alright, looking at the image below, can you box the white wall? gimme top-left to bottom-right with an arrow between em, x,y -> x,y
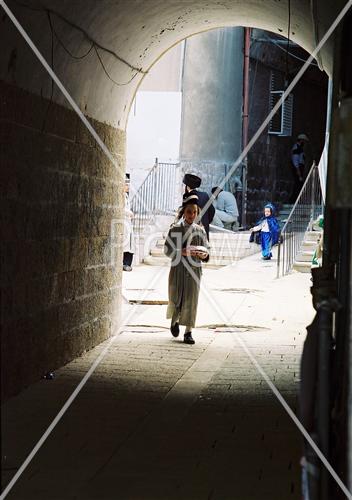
126,91 -> 182,191
126,43 -> 183,192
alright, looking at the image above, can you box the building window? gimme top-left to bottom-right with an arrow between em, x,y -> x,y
268,71 -> 293,136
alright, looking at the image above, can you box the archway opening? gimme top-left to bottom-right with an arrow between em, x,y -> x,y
2,1 -> 348,498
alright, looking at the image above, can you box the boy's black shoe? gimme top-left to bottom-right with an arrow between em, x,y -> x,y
170,322 -> 179,337
184,332 -> 195,345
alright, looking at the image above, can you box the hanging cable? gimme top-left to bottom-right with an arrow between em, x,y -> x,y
251,36 -> 319,67
50,13 -> 95,61
50,13 -> 139,86
93,45 -> 139,86
10,0 -> 147,77
285,0 -> 291,86
269,38 -> 319,66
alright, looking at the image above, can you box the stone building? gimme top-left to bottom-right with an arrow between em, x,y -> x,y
246,29 -> 328,223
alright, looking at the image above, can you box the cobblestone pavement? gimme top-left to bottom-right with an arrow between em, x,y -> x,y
1,253 -> 314,499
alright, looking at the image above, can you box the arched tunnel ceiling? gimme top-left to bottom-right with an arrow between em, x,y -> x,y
1,0 -> 344,129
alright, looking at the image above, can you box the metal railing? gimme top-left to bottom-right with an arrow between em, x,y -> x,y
130,158 -> 180,235
276,162 -> 323,278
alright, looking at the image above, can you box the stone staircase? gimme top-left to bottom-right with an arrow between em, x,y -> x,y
277,204 -> 311,228
143,230 -> 260,268
293,229 -> 322,273
277,204 -> 294,228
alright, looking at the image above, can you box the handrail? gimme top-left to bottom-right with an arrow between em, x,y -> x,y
280,161 -> 317,234
276,161 -> 324,278
209,224 -> 236,235
130,158 -> 180,235
129,160 -> 157,205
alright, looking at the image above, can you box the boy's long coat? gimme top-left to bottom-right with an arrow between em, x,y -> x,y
164,221 -> 209,327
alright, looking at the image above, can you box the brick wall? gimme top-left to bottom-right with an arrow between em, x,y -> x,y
246,38 -> 328,224
1,81 -> 125,399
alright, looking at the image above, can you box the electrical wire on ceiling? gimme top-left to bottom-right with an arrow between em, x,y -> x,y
268,37 -> 319,66
10,0 -> 146,86
92,44 -> 139,86
251,36 -> 319,67
51,18 -> 95,61
285,0 -> 291,85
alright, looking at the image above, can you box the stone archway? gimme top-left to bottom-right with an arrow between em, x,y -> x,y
1,0 -> 344,397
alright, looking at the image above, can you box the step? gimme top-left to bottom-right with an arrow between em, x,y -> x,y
303,239 -> 319,247
280,214 -> 312,220
144,249 -> 260,267
150,248 -> 256,259
155,234 -> 254,246
305,230 -> 323,240
210,233 -> 252,240
296,251 -> 315,262
155,237 -> 253,246
144,255 -> 234,268
301,241 -> 318,249
153,242 -> 255,253
157,234 -> 253,243
150,246 -> 260,259
143,255 -> 169,266
293,261 -> 312,273
206,258 -> 240,267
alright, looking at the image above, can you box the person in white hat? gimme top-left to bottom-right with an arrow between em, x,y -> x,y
290,133 -> 309,202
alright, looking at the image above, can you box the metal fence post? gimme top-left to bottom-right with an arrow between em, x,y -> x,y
276,162 -> 324,278
276,240 -> 281,278
309,161 -> 317,230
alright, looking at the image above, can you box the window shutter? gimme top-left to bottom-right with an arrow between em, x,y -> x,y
268,71 -> 293,136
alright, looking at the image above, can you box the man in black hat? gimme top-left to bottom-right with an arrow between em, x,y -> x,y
183,173 -> 215,239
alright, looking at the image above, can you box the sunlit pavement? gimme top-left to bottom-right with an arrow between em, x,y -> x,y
1,250 -> 314,499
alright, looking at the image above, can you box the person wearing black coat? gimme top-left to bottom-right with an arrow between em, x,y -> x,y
182,173 -> 215,239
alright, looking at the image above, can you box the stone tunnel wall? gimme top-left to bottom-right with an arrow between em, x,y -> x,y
0,0 -> 336,401
1,81 -> 124,399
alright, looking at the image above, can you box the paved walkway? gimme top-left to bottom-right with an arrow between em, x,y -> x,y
1,250 -> 314,499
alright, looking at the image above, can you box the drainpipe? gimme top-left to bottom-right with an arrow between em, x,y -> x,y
241,27 -> 251,228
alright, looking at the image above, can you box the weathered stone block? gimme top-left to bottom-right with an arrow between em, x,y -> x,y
1,81 -> 125,399
43,102 -> 78,142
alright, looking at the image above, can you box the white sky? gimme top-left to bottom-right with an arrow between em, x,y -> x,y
126,91 -> 182,166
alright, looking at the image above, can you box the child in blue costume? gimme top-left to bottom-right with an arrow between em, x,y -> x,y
251,203 -> 280,260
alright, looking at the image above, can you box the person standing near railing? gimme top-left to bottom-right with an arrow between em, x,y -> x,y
290,133 -> 309,203
123,173 -> 135,271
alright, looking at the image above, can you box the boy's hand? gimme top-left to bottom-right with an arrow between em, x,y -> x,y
189,248 -> 200,257
196,251 -> 208,260
183,246 -> 208,259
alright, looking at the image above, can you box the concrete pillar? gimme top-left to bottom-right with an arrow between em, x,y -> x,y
179,28 -> 244,194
